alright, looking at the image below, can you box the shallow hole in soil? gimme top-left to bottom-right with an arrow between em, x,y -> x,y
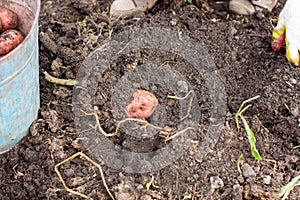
91,49 -> 211,153
75,48 -> 213,156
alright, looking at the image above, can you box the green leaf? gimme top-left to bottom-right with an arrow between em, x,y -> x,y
187,0 -> 192,3
145,182 -> 151,191
240,116 -> 262,161
235,95 -> 260,131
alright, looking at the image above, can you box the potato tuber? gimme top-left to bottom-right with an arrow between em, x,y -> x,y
126,90 -> 159,118
0,6 -> 18,33
0,29 -> 24,56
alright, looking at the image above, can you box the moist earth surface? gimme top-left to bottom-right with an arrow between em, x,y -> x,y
0,0 -> 299,199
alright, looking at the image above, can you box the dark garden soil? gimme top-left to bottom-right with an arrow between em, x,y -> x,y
0,0 -> 299,199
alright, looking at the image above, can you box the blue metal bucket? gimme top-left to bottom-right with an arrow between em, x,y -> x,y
0,0 -> 40,154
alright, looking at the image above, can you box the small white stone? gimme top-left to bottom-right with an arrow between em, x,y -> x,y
210,176 -> 224,190
177,80 -> 189,93
252,0 -> 278,12
241,163 -> 256,178
111,0 -> 135,12
290,78 -> 298,85
229,0 -> 255,15
110,0 -> 158,17
263,175 -> 272,185
232,184 -> 243,200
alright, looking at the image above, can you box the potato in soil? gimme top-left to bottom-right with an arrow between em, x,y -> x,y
126,90 -> 159,118
0,6 -> 18,33
0,29 -> 24,56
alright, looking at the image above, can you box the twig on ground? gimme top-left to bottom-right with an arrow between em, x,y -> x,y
54,152 -> 115,200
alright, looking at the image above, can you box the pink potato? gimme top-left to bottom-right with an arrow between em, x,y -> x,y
0,6 -> 18,33
0,29 -> 24,56
126,90 -> 159,118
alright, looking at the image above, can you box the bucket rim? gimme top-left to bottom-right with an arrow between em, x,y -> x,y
0,0 -> 41,61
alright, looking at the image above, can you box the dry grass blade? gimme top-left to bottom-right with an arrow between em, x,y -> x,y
278,174 -> 300,200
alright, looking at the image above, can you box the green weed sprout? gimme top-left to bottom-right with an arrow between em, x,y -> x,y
235,95 -> 262,161
237,154 -> 243,174
278,174 -> 300,200
186,0 -> 192,3
145,175 -> 159,191
78,16 -> 88,32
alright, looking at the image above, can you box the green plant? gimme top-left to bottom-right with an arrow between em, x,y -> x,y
78,16 -> 88,32
237,154 -> 243,174
235,95 -> 262,161
145,175 -> 159,191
